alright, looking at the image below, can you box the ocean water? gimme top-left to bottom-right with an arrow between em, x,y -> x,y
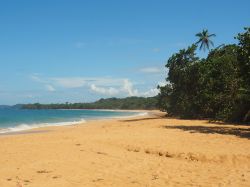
0,108 -> 145,134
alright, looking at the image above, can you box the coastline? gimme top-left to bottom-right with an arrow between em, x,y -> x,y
0,111 -> 249,186
0,109 -> 149,135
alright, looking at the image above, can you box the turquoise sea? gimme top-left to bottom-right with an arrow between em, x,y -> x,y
0,108 -> 145,134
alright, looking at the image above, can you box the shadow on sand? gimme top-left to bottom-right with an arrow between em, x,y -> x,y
164,125 -> 250,139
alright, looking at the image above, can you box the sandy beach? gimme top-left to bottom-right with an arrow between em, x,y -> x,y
0,111 -> 250,187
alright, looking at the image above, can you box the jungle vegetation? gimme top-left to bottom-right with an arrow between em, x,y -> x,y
158,27 -> 250,123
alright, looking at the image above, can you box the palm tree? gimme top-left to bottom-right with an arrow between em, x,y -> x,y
195,29 -> 216,51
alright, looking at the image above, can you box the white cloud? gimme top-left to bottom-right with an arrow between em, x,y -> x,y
139,67 -> 162,73
45,85 -> 56,92
30,74 -> 160,97
158,81 -> 167,87
89,79 -> 138,96
122,79 -> 139,96
89,79 -> 158,97
30,74 -> 45,83
30,74 -> 56,92
90,84 -> 119,96
140,88 -> 159,97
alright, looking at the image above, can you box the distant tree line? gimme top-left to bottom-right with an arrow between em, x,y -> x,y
158,27 -> 250,123
22,96 -> 158,110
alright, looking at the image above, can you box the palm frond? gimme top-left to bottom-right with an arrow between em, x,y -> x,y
202,29 -> 208,35
199,42 -> 204,50
205,42 -> 210,50
208,34 -> 216,37
209,40 -> 214,47
195,33 -> 203,37
195,39 -> 202,44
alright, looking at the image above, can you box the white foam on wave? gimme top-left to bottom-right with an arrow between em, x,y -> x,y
0,111 -> 148,134
0,119 -> 86,134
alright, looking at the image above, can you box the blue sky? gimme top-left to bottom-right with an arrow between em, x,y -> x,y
0,0 -> 249,104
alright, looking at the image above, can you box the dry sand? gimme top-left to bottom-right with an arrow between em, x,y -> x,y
0,111 -> 250,187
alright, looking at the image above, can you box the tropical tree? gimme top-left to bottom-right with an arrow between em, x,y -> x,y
195,29 -> 216,51
158,27 -> 250,123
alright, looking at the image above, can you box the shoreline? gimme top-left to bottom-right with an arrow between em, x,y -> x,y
0,109 -> 151,136
0,111 -> 249,186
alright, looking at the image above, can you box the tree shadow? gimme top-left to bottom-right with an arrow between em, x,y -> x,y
164,114 -> 249,126
206,120 -> 249,126
164,125 -> 250,139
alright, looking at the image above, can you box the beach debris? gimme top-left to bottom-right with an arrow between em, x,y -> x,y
152,174 -> 159,180
92,178 -> 104,182
37,170 -> 51,174
96,151 -> 108,155
158,151 -> 164,156
127,146 -> 140,152
52,175 -> 61,179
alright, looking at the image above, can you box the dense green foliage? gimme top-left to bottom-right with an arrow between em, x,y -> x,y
22,96 -> 158,110
158,28 -> 250,123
